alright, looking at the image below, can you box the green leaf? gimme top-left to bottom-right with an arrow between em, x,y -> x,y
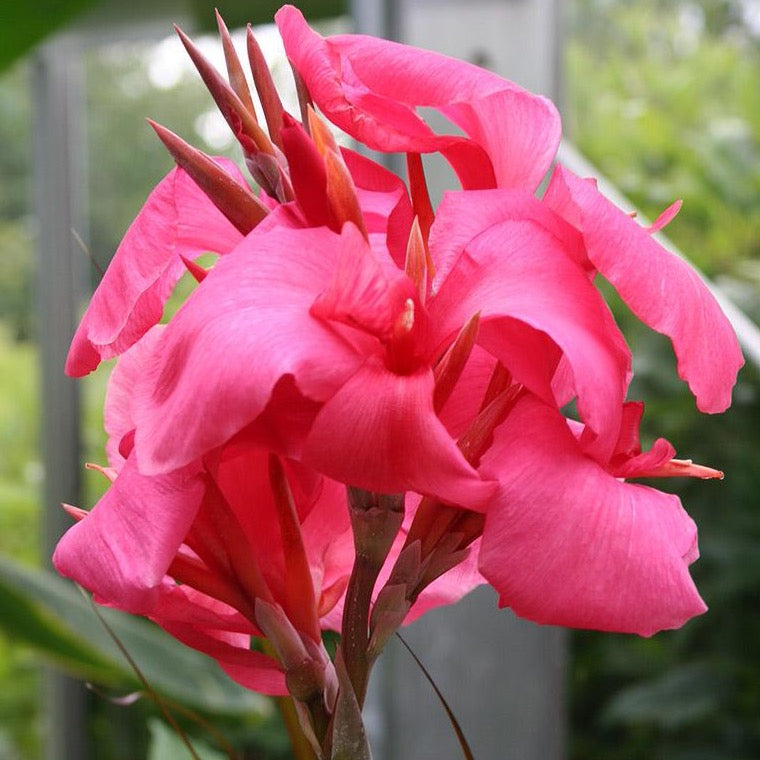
0,562 -> 122,683
0,0 -> 100,72
0,554 -> 271,716
602,662 -> 732,731
147,718 -> 228,760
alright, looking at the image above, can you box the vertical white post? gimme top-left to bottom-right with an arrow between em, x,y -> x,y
33,33 -> 91,760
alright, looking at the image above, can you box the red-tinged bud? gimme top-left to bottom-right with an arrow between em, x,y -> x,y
193,478 -> 276,612
255,599 -> 328,703
405,496 -> 473,559
290,63 -> 313,128
403,496 -> 448,551
180,254 -> 208,283
368,583 -> 411,657
62,503 -> 88,521
149,120 -> 269,234
480,360 -> 513,411
275,162 -> 296,203
245,149 -> 292,203
391,536 -> 424,579
280,112 -> 334,228
247,24 -> 286,150
405,217 -> 428,303
299,106 -> 367,236
450,509 -> 486,549
307,105 -> 339,157
175,25 -> 274,157
215,10 -> 256,116
268,455 -> 321,643
432,312 -> 480,414
325,151 -> 368,239
417,531 -> 470,591
406,153 -> 435,269
458,383 -> 523,468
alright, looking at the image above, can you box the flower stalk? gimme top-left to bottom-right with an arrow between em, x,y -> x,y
341,487 -> 404,709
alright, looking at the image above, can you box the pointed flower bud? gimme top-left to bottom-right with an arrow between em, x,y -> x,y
175,24 -> 274,156
247,24 -> 287,150
148,120 -> 268,234
215,10 -> 256,116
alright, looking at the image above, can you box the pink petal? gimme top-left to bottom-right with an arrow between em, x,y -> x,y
66,160 -> 247,376
222,375 -> 322,461
301,477 -> 355,620
429,189 -> 587,293
132,225 -> 364,475
544,166 -> 743,412
478,394 -> 707,636
158,622 -> 287,695
603,401 -> 676,477
342,147 -> 414,266
209,445 -> 352,617
304,356 -> 496,508
53,455 -> 204,615
435,344 -> 500,439
104,326 -> 164,470
429,212 -> 630,462
276,6 -> 560,191
147,585 -> 258,633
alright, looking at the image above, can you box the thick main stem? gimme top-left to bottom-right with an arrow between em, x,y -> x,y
341,551 -> 382,708
341,488 -> 404,709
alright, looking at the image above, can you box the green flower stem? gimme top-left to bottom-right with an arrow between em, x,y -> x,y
277,696 -> 318,760
342,488 -> 404,709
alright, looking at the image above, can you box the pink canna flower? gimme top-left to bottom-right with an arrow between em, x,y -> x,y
56,8 -> 747,707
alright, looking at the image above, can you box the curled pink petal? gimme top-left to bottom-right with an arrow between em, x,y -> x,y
544,165 -> 743,412
104,326 -> 164,470
66,160 -> 247,376
53,455 -> 204,615
276,5 -> 560,191
160,622 -> 287,695
479,395 -> 707,636
429,210 -> 630,462
342,147 -> 414,266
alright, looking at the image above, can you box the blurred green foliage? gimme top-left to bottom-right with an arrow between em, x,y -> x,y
566,0 -> 760,275
567,2 -> 760,758
0,0 -> 99,72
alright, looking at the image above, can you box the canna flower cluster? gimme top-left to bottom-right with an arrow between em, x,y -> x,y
54,4 -> 743,753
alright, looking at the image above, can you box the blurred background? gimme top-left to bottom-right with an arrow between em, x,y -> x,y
0,0 -> 758,758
